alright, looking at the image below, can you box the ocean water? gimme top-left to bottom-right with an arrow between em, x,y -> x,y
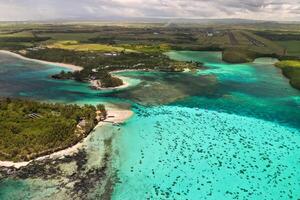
0,51 -> 299,199
109,52 -> 300,200
0,52 -> 140,105
112,106 -> 300,200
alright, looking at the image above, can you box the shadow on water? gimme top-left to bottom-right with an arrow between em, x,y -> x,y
107,71 -> 218,105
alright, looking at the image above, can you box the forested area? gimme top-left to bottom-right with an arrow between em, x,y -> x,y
275,60 -> 300,90
0,98 -> 105,161
25,48 -> 201,87
255,31 -> 300,41
0,36 -> 50,43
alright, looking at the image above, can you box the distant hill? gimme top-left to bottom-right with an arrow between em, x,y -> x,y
2,17 -> 300,25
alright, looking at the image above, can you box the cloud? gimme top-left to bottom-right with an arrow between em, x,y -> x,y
0,0 -> 299,21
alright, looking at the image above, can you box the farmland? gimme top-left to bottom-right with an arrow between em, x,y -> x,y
46,40 -> 134,52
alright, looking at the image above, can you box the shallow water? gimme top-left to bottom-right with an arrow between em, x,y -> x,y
0,52 -> 140,105
109,52 -> 300,200
0,51 -> 299,199
112,106 -> 300,199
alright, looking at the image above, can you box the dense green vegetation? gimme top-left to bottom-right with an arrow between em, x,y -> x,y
47,40 -> 134,52
222,48 -> 278,63
254,31 -> 300,58
0,98 -> 105,162
275,41 -> 300,57
0,36 -> 50,43
24,48 -> 202,84
275,60 -> 300,90
255,31 -> 300,41
0,31 -> 50,50
1,22 -> 299,90
1,22 -> 300,163
24,48 -> 126,87
222,48 -> 257,63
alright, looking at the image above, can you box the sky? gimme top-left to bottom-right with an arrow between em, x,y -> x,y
1,0 -> 300,21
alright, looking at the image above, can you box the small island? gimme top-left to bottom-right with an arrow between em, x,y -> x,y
0,98 -> 106,162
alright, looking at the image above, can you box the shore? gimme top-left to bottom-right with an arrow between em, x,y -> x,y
90,75 -> 130,91
89,68 -> 153,90
0,50 -> 133,90
0,50 -> 83,71
0,50 -> 134,168
0,109 -> 133,169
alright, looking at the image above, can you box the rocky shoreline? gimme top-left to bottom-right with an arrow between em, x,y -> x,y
0,110 -> 102,168
0,143 -> 111,199
0,109 -> 133,199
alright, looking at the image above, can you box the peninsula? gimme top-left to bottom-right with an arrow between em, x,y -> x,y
0,98 -> 106,162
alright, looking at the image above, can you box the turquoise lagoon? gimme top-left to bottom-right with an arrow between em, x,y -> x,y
0,51 -> 299,199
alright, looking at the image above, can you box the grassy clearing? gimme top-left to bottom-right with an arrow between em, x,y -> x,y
197,32 -> 230,48
37,32 -> 100,42
275,40 -> 300,56
47,40 -> 135,52
0,31 -> 34,38
231,31 -> 248,45
275,60 -> 300,68
275,60 -> 300,90
0,42 -> 34,50
239,31 -> 284,54
222,48 -> 258,63
196,30 -> 284,57
120,44 -> 171,53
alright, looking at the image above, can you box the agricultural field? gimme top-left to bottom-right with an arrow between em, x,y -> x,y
254,30 -> 300,57
37,32 -> 100,42
275,40 -> 300,57
46,40 -> 134,52
0,23 -> 288,57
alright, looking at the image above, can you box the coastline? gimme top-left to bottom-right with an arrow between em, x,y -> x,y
90,68 -> 154,90
0,50 -> 134,168
0,50 -> 131,90
0,109 -> 133,169
90,75 -> 130,90
0,50 -> 83,71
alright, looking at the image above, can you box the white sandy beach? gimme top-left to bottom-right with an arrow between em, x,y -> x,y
0,50 -> 131,90
103,109 -> 134,124
90,75 -> 130,90
112,69 -> 152,73
0,50 -> 83,71
0,50 -> 135,168
0,109 -> 133,169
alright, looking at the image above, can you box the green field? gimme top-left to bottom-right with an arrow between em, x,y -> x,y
276,60 -> 300,68
0,31 -> 34,38
47,40 -> 135,52
275,40 -> 300,56
37,32 -> 100,42
275,60 -> 300,90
